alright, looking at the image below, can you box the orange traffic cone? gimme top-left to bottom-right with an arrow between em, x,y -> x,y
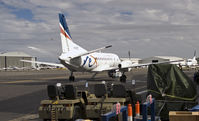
135,101 -> 140,117
128,104 -> 133,121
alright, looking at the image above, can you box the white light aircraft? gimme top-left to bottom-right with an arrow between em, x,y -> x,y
21,13 -> 182,82
186,50 -> 198,68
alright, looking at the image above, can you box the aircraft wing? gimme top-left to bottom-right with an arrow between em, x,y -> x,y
98,59 -> 184,71
124,59 -> 185,68
21,60 -> 65,68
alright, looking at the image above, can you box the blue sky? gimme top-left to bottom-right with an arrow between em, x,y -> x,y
12,9 -> 34,21
0,0 -> 199,62
0,2 -> 34,21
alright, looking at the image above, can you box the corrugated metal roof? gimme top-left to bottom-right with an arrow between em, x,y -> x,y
0,52 -> 32,57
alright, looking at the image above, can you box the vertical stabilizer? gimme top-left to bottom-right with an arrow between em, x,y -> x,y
59,13 -> 87,54
59,13 -> 71,53
193,50 -> 196,60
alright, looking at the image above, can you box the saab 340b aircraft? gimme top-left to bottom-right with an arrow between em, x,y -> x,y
22,13 -> 181,82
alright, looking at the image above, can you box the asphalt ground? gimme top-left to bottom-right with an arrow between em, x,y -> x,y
0,68 -> 197,121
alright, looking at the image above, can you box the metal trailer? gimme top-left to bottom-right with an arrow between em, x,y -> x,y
85,84 -> 130,119
39,99 -> 85,121
38,84 -> 87,121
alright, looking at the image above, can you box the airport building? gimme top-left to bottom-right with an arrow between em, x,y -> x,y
0,52 -> 37,70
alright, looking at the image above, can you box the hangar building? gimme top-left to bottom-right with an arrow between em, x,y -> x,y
0,52 -> 36,70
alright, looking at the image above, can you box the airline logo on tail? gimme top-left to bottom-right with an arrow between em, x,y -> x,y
59,13 -> 72,40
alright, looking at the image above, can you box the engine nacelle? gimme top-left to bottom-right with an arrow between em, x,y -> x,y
118,60 -> 132,71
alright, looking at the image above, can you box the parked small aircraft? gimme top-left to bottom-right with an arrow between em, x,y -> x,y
186,50 -> 198,68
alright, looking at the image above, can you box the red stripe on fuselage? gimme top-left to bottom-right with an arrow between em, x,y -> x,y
60,26 -> 71,40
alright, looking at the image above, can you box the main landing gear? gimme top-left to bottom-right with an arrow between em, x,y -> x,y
120,73 -> 127,83
69,72 -> 75,81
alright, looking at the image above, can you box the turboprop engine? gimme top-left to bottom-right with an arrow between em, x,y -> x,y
118,60 -> 132,72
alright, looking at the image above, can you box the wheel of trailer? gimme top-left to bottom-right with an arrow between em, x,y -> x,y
120,74 -> 126,83
43,119 -> 50,121
69,76 -> 75,81
72,105 -> 81,121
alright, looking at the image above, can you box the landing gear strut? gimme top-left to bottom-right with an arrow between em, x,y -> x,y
120,73 -> 126,83
69,72 -> 75,81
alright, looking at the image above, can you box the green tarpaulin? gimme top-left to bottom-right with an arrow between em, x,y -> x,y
148,64 -> 197,100
147,64 -> 197,120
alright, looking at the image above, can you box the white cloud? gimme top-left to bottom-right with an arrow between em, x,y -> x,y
144,9 -> 169,22
27,46 -> 49,54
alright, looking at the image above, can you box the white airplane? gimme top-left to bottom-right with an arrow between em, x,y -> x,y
22,13 -> 182,82
186,50 -> 198,68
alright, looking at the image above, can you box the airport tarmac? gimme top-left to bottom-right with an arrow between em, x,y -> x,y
0,68 -> 196,121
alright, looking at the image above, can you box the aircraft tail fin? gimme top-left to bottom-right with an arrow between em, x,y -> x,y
193,50 -> 196,60
59,13 -> 72,53
59,13 -> 87,53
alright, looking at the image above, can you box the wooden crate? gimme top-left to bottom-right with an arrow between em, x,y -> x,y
169,111 -> 199,121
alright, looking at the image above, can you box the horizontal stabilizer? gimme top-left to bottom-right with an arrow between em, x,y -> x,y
21,60 -> 65,68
